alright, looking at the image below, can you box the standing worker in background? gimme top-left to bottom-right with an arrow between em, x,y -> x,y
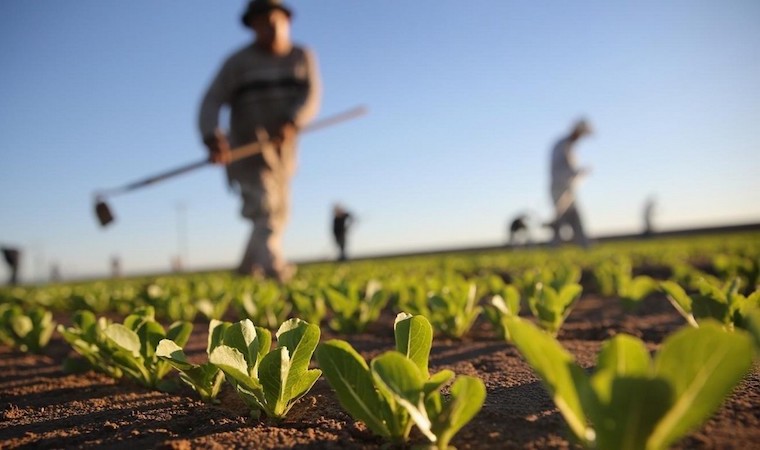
199,0 -> 321,282
332,204 -> 354,261
2,247 -> 21,286
643,196 -> 656,236
548,119 -> 593,248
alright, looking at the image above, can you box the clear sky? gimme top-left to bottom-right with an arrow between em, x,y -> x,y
1,1 -> 759,282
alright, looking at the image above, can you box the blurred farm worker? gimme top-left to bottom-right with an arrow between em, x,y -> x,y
199,0 -> 321,282
1,247 -> 21,285
332,204 -> 354,261
643,196 -> 656,236
508,214 -> 530,246
547,119 -> 593,248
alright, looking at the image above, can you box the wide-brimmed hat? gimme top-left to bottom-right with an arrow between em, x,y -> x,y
241,0 -> 293,27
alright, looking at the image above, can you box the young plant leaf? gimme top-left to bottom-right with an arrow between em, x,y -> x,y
104,324 -> 141,358
430,375 -> 486,450
647,322 -> 754,450
660,281 -> 698,327
584,336 -> 669,450
371,351 -> 435,442
505,316 -> 593,444
316,340 -> 391,438
156,337 -> 225,402
209,345 -> 262,393
394,312 -> 433,378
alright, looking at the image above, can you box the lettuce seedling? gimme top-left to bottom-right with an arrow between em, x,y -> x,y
507,316 -> 754,450
592,259 -> 620,297
317,313 -> 436,442
317,313 -> 482,448
235,281 -> 292,329
661,278 -> 760,331
57,310 -> 122,377
156,319 -> 229,402
427,283 -> 482,338
617,274 -> 656,310
103,306 -> 193,389
394,280 -> 431,317
517,264 -> 582,299
712,253 -> 759,292
371,352 -> 485,450
141,282 -> 197,322
195,293 -> 233,321
595,256 -> 656,309
325,279 -> 389,334
483,285 -> 521,341
527,282 -> 582,336
210,318 -> 321,419
289,289 -> 327,326
0,305 -> 55,353
746,308 -> 760,352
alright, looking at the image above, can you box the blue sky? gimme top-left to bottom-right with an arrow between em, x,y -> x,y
1,1 -> 759,282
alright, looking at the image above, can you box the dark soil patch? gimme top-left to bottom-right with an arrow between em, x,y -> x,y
1,293 -> 758,449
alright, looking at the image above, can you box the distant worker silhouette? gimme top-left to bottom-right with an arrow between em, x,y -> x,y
547,119 -> 593,248
198,0 -> 321,282
111,256 -> 122,278
508,214 -> 531,246
332,204 -> 354,261
2,247 -> 21,285
643,196 -> 656,236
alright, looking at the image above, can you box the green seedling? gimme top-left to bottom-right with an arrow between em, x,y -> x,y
0,305 -> 55,353
483,285 -> 521,341
325,279 -> 389,334
289,289 -> 327,326
317,313 -> 485,448
195,293 -> 233,321
426,283 -> 482,339
235,281 -> 292,329
210,318 -> 321,419
618,274 -> 656,310
746,308 -> 760,352
594,256 -> 656,308
528,282 -> 582,336
141,281 -> 198,322
517,264 -> 581,299
156,320 -> 228,402
712,253 -> 759,292
506,316 -> 753,450
103,306 -> 193,389
57,310 -> 122,377
661,278 -> 760,331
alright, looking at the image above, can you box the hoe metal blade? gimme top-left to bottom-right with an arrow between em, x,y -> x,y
95,198 -> 115,227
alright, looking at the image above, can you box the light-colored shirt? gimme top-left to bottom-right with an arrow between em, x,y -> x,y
550,136 -> 580,198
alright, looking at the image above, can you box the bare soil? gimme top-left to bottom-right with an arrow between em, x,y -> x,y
1,293 -> 758,449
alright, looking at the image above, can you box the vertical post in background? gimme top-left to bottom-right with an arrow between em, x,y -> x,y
173,202 -> 188,272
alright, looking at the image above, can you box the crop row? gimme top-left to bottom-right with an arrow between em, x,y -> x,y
3,302 -> 757,450
1,234 -> 759,449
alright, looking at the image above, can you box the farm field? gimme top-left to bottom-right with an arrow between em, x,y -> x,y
1,232 -> 759,449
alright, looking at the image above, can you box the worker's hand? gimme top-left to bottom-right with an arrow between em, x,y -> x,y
275,121 -> 297,145
204,129 -> 231,165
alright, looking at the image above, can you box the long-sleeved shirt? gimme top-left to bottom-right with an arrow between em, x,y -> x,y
198,43 -> 321,173
549,136 -> 580,198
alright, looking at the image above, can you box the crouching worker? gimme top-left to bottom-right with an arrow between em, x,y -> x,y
198,0 -> 321,282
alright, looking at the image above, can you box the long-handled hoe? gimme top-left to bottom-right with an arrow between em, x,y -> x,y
94,106 -> 367,227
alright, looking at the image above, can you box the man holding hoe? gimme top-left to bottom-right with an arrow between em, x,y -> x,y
199,0 -> 321,282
